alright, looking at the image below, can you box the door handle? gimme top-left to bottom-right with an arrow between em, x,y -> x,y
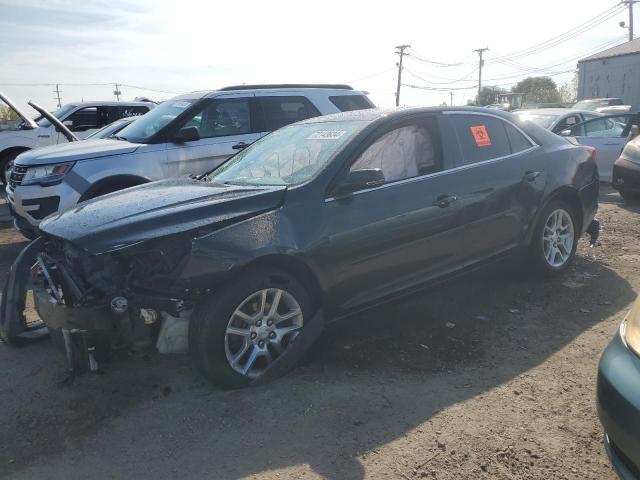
604,142 -> 620,146
232,142 -> 251,150
433,194 -> 458,208
523,171 -> 541,182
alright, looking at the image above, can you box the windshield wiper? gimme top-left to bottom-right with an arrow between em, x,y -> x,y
108,134 -> 128,141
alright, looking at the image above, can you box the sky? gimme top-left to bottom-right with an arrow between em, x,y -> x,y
0,0 -> 635,112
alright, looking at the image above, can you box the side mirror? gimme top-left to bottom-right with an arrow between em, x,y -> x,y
173,126 -> 200,143
559,129 -> 573,137
335,168 -> 385,196
63,120 -> 73,128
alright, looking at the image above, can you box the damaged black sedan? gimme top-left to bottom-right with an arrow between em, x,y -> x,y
0,107 -> 600,388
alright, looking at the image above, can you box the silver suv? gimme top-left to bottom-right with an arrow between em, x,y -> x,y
7,84 -> 374,237
0,92 -> 154,182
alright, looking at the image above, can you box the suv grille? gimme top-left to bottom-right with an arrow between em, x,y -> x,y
9,165 -> 28,190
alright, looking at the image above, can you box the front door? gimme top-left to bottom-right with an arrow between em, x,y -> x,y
163,94 -> 263,177
321,116 -> 472,311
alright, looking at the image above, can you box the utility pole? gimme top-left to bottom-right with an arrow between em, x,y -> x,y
450,91 -> 454,106
113,83 -> 122,101
395,44 -> 410,107
53,84 -> 62,108
474,47 -> 489,103
620,1 -> 639,41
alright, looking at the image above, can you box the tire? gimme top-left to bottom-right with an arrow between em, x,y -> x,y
619,189 -> 640,202
529,200 -> 579,276
189,267 -> 317,389
0,151 -> 23,184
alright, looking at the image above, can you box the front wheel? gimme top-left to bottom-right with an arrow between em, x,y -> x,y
189,268 -> 317,388
529,201 -> 578,276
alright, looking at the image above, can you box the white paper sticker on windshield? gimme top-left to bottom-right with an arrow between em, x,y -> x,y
172,101 -> 191,109
307,130 -> 346,140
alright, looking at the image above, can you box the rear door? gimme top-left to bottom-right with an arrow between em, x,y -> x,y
441,112 -> 546,266
568,114 -> 636,181
163,93 -> 263,177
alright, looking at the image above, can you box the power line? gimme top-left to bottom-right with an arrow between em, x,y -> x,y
346,68 -> 396,84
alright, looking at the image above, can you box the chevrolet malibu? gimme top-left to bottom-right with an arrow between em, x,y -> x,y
0,107 -> 599,388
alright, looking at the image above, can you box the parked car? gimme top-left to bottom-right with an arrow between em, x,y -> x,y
0,92 -> 154,182
598,295 -> 640,479
6,84 -> 374,238
559,113 -> 640,181
0,107 -> 600,387
514,108 -> 601,135
574,97 -> 627,111
612,134 -> 640,200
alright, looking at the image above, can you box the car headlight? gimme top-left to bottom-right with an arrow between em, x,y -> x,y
21,162 -> 74,186
623,297 -> 640,356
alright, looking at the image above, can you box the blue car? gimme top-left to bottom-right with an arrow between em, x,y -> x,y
598,296 -> 640,479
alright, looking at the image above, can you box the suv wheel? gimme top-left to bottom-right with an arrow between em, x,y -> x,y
0,151 -> 22,184
529,200 -> 578,276
189,268 -> 316,388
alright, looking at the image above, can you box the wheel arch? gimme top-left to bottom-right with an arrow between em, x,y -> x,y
527,186 -> 584,245
0,146 -> 31,163
78,174 -> 151,202
239,254 -> 325,310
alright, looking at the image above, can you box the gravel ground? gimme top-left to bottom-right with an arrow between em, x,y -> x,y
0,186 -> 636,480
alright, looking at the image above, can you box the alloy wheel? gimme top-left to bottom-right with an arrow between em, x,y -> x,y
542,208 -> 574,268
224,288 -> 303,378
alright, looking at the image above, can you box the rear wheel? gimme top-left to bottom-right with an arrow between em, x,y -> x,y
529,200 -> 578,276
189,268 -> 317,389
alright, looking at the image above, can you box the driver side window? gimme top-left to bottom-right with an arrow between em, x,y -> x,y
181,98 -> 251,139
350,121 -> 439,184
583,117 -> 626,138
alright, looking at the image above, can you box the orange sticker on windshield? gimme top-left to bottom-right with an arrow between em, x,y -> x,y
470,125 -> 491,147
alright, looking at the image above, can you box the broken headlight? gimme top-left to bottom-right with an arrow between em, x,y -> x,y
22,162 -> 75,186
622,296 -> 640,356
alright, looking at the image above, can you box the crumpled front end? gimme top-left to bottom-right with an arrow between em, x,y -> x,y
0,232 -> 201,373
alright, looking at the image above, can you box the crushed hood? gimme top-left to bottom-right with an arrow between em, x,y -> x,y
15,139 -> 141,166
39,178 -> 287,254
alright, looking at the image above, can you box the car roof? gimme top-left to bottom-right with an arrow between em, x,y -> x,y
171,84 -> 368,101
62,101 -> 154,108
298,106 -> 520,124
515,108 -> 598,116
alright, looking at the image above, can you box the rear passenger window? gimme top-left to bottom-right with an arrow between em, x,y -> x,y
450,115 -> 511,165
260,96 -> 321,131
504,122 -> 533,153
329,95 -> 374,112
350,120 -> 440,183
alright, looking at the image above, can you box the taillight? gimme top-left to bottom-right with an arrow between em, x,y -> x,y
584,146 -> 597,163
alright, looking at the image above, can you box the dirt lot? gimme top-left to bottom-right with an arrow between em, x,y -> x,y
0,186 -> 636,480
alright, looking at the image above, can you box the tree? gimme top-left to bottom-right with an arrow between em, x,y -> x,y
512,76 -> 561,104
475,86 -> 507,106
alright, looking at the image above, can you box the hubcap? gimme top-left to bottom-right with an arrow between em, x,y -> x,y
543,209 -> 574,268
224,288 -> 303,378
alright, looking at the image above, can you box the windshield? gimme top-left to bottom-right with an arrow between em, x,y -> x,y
86,118 -> 134,139
515,112 -> 559,129
37,104 -> 76,127
116,98 -> 198,142
207,120 -> 367,186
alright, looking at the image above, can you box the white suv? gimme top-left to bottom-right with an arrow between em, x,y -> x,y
7,84 -> 374,237
0,92 -> 154,182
